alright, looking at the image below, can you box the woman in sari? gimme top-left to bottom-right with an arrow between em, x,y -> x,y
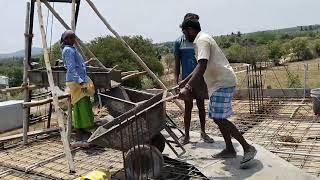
61,30 -> 95,141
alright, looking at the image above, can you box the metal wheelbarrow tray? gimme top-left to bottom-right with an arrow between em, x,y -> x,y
28,66 -> 121,89
88,87 -> 166,152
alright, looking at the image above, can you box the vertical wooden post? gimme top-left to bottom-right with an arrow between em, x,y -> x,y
74,0 -> 81,26
71,0 -> 76,31
304,64 -> 307,99
47,103 -> 53,128
36,0 -> 75,172
27,0 -> 35,66
66,96 -> 72,143
27,0 -> 35,121
85,0 -> 184,111
23,2 -> 31,145
5,85 -> 10,100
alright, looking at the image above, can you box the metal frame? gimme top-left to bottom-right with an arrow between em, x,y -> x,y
27,0 -> 81,68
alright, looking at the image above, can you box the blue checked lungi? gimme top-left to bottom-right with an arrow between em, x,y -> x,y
208,87 -> 236,120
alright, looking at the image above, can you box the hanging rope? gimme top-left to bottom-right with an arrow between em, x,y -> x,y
44,2 -> 55,62
42,2 -> 55,129
49,2 -> 55,61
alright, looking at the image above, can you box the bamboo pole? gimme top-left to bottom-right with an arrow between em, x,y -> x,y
264,141 -> 320,147
66,96 -> 72,143
121,71 -> 147,81
0,85 -> 38,94
36,0 -> 75,172
23,2 -> 31,145
42,1 -> 108,70
84,0 -> 184,111
71,0 -> 76,32
270,150 -> 320,158
23,94 -> 70,108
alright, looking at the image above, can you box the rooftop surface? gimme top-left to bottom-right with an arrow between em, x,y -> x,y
167,97 -> 320,177
0,97 -> 319,179
163,131 -> 316,180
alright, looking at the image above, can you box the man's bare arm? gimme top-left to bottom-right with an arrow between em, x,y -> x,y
175,56 -> 181,84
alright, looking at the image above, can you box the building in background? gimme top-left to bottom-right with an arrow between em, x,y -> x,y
0,76 -> 9,89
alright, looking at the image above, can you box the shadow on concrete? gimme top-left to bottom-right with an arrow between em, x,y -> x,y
209,156 -> 264,179
192,140 -> 240,150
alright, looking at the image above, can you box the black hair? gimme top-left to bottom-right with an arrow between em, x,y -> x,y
184,13 -> 199,20
181,19 -> 201,31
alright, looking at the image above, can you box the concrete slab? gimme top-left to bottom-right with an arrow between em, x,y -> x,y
163,131 -> 317,180
0,100 -> 23,132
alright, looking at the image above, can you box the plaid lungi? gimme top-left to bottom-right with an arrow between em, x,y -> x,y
208,87 -> 236,120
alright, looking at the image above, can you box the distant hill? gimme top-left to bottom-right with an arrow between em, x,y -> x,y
244,24 -> 320,36
261,24 -> 320,34
0,47 -> 42,60
156,24 -> 320,51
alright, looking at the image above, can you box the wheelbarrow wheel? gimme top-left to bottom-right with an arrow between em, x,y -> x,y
125,145 -> 163,179
150,133 -> 166,153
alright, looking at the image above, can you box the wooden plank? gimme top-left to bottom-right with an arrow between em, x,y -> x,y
71,0 -> 76,31
23,94 -> 70,108
0,85 -> 38,94
66,96 -> 72,143
36,0 -> 75,172
0,128 -> 59,142
23,2 -> 31,145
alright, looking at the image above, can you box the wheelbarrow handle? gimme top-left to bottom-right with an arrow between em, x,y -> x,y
162,94 -> 179,102
168,85 -> 179,92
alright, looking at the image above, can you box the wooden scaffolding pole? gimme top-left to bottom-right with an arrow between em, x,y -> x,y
23,2 -> 31,145
71,0 -> 76,32
84,0 -> 184,111
42,0 -> 108,70
35,0 -> 75,172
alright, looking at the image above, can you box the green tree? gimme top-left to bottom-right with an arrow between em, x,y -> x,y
289,37 -> 313,60
88,35 -> 163,75
49,42 -> 62,61
237,31 -> 242,37
256,45 -> 270,62
267,41 -> 283,65
313,39 -> 320,57
39,42 -> 62,66
0,61 -> 23,87
225,43 -> 245,63
88,35 -> 164,88
215,36 -> 232,48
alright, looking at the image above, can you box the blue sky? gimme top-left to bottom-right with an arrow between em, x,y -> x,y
1,0 -> 320,53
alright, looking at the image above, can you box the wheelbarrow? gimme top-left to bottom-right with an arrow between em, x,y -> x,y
88,87 -> 178,179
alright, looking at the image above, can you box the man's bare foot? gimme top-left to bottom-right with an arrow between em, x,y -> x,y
212,149 -> 237,158
179,136 -> 190,145
201,132 -> 214,143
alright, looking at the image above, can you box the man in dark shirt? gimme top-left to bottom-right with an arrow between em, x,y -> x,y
174,13 -> 214,145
